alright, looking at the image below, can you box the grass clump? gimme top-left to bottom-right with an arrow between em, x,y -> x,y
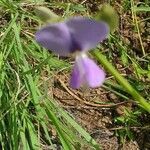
0,0 -> 150,149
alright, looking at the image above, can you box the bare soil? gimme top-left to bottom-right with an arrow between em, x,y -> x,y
48,0 -> 150,149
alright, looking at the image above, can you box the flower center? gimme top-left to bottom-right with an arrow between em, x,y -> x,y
75,52 -> 87,78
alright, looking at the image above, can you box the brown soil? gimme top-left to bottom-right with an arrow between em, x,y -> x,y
46,1 -> 150,149
1,0 -> 149,149
49,72 -> 148,150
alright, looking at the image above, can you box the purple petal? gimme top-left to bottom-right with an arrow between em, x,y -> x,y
82,57 -> 105,88
35,23 -> 72,56
70,54 -> 105,89
70,61 -> 83,89
66,17 -> 109,51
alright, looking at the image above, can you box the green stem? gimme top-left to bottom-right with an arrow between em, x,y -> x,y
92,50 -> 150,112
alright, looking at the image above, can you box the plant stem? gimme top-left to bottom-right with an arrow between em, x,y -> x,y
92,50 -> 150,112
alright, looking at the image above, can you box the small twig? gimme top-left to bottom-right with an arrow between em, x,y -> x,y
90,126 -> 150,136
56,77 -> 129,108
131,0 -> 145,56
54,95 -> 110,110
108,125 -> 150,131
60,104 -> 104,110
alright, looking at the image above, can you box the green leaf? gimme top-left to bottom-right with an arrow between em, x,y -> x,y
95,4 -> 119,33
35,6 -> 60,23
134,6 -> 150,12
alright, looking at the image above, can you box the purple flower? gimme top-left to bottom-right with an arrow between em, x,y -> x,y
70,53 -> 105,89
35,17 -> 109,89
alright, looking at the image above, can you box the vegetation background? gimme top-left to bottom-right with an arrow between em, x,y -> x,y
0,0 -> 150,149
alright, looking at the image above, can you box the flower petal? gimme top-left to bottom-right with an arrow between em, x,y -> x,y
83,57 -> 105,87
66,17 -> 109,51
70,54 -> 105,89
70,61 -> 83,89
35,23 -> 72,56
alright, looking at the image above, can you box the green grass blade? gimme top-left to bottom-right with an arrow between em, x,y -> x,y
45,105 -> 73,150
92,50 -> 150,112
48,100 -> 101,150
0,13 -> 18,45
134,6 -> 150,12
